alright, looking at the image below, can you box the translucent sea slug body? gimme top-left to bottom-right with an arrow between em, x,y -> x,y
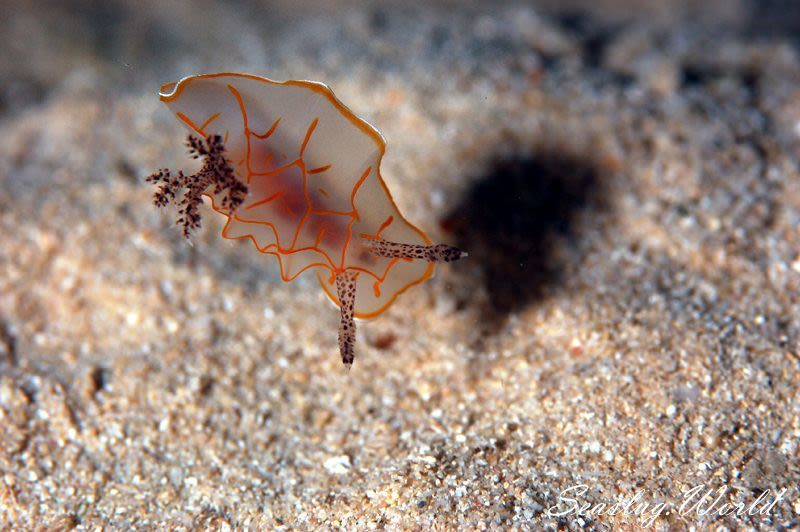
148,73 -> 465,368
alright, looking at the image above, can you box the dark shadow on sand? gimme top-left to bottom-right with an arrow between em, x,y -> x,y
442,148 -> 612,334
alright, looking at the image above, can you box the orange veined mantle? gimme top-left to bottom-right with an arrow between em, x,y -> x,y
158,73 -> 434,319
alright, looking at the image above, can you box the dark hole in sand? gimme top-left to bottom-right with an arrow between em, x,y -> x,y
442,150 -> 609,331
91,366 -> 110,397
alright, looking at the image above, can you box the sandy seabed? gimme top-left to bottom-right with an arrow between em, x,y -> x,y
1,0 -> 799,528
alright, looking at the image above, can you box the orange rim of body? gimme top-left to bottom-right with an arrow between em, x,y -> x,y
162,73 -> 435,320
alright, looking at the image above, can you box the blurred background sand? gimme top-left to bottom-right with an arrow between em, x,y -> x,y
1,0 -> 799,528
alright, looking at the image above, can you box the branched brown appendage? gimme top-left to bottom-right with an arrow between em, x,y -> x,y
364,238 -> 467,263
335,270 -> 359,369
146,134 -> 248,239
